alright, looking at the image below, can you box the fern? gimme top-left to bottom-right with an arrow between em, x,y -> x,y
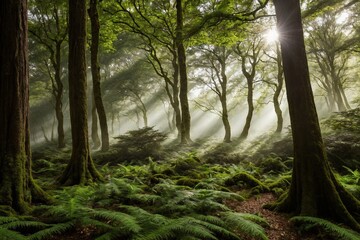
28,221 -> 76,240
1,220 -> 49,231
290,216 -> 360,240
0,216 -> 20,224
91,209 -> 141,233
139,217 -> 218,240
222,212 -> 269,240
0,227 -> 26,240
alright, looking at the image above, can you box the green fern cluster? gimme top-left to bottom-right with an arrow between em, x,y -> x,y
290,216 -> 360,240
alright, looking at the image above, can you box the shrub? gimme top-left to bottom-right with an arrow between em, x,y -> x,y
113,127 -> 167,163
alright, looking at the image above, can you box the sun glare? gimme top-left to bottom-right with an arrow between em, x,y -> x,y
264,28 -> 279,43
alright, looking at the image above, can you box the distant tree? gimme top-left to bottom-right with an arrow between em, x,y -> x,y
307,12 -> 356,112
272,0 -> 360,231
0,0 -> 47,212
88,0 -> 110,151
58,0 -> 102,185
28,0 -> 68,148
107,0 -> 183,139
263,42 -> 284,134
234,36 -> 263,139
194,46 -> 234,143
176,0 -> 192,144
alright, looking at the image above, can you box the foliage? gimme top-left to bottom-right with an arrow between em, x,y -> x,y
257,153 -> 289,174
323,108 -> 360,134
290,216 -> 360,240
113,127 -> 167,163
337,167 -> 360,199
224,172 -> 270,193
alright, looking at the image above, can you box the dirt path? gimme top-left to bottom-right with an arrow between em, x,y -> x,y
228,193 -> 301,240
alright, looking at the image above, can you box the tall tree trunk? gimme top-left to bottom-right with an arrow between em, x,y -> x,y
176,0 -> 192,144
274,43 -> 284,133
58,0 -> 102,186
171,46 -> 182,138
240,80 -> 254,139
221,98 -> 231,143
91,95 -> 101,149
272,0 -> 360,230
88,0 -> 110,151
0,0 -> 47,213
218,52 -> 231,143
54,43 -> 66,148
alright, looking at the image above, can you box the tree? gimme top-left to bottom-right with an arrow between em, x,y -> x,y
307,12 -> 356,112
28,0 -> 68,148
176,0 -> 192,144
234,36 -> 263,139
194,46 -> 234,143
263,42 -> 284,134
58,0 -> 102,185
88,0 -> 110,151
0,0 -> 47,213
272,0 -> 360,230
108,0 -> 183,139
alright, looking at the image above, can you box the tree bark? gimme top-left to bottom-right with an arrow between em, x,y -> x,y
0,0 -> 47,213
91,95 -> 101,149
88,0 -> 110,151
53,42 -> 66,148
171,45 -> 182,138
239,55 -> 255,140
58,0 -> 102,185
272,0 -> 360,230
273,44 -> 284,133
176,0 -> 192,144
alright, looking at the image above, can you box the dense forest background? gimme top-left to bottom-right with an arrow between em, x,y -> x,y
28,0 -> 360,144
0,0 -> 360,239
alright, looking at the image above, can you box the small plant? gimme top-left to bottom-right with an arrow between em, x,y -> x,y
113,127 -> 167,163
290,216 -> 360,240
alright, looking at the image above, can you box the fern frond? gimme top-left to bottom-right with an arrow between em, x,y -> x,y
236,213 -> 269,227
140,217 -> 217,240
290,216 -> 360,240
28,221 -> 76,240
1,220 -> 49,230
92,209 -> 141,233
191,215 -> 241,240
222,212 -> 268,240
0,216 -> 19,225
0,227 -> 26,240
79,217 -> 114,231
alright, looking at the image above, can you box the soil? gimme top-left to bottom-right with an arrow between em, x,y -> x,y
227,193 -> 317,240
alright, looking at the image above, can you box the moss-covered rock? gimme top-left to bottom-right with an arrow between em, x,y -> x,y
224,172 -> 270,192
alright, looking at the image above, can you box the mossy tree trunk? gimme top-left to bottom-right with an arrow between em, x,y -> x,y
58,0 -> 102,186
207,47 -> 232,143
91,95 -> 101,149
0,0 -> 47,213
273,0 -> 360,231
29,5 -> 67,149
235,41 -> 261,140
273,43 -> 284,134
88,0 -> 110,151
176,0 -> 192,144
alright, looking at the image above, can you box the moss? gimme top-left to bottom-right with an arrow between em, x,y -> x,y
258,154 -> 289,174
224,172 -> 270,192
0,205 -> 16,216
268,175 -> 292,194
176,177 -> 201,187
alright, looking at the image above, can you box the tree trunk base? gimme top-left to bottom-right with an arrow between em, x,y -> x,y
266,173 -> 360,231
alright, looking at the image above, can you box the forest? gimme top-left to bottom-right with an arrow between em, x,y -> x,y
0,0 -> 360,239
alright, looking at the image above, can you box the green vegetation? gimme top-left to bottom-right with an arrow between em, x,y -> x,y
2,111 -> 359,239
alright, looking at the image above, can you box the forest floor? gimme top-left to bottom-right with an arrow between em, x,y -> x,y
227,193 -> 315,240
